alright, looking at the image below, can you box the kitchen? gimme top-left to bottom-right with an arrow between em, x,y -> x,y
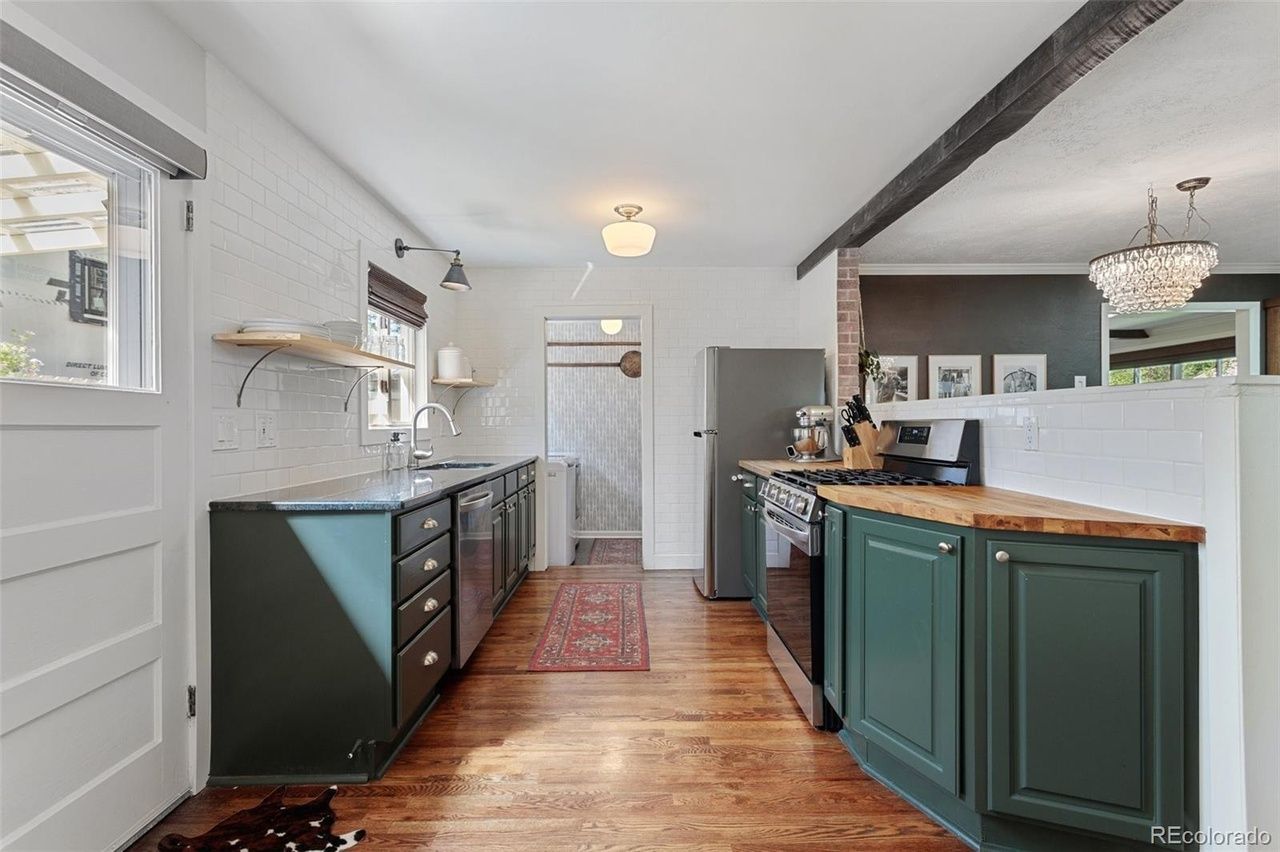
0,2 -> 1276,851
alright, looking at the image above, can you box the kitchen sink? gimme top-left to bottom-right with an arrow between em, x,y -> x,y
417,461 -> 496,470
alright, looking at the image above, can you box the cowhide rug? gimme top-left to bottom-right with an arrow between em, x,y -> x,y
158,786 -> 365,852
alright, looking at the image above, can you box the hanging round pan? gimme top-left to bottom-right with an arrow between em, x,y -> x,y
619,350 -> 642,378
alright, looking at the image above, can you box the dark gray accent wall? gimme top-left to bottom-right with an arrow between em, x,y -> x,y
860,274 -> 1279,396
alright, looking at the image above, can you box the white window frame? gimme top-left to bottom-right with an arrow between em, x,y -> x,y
358,239 -> 428,447
0,84 -> 160,393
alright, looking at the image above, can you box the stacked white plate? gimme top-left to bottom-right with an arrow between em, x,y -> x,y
324,320 -> 362,348
241,318 -> 331,339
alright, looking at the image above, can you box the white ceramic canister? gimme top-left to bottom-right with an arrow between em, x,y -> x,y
436,343 -> 465,380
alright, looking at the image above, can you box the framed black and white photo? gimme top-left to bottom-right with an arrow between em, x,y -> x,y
993,354 -> 1047,394
928,355 -> 982,399
869,355 -> 918,404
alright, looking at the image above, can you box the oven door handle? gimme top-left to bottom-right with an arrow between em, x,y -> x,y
763,507 -> 819,556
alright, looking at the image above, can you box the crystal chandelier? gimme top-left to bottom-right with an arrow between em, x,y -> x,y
1089,177 -> 1219,313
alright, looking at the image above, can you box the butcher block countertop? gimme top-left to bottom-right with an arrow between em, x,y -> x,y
739,459 -> 848,477
739,459 -> 1205,543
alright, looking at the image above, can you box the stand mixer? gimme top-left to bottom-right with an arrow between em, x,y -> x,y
785,405 -> 833,462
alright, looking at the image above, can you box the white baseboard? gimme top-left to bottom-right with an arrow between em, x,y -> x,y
650,553 -> 700,570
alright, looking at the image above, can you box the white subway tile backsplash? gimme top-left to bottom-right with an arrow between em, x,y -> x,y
1124,399 -> 1176,430
1146,430 -> 1204,464
1122,458 -> 1176,492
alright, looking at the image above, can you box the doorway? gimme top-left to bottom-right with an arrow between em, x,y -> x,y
544,316 -> 644,567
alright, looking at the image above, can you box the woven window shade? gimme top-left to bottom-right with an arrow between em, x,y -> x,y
368,262 -> 427,328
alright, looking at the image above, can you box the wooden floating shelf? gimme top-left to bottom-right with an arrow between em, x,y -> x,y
214,332 -> 415,370
431,377 -> 495,388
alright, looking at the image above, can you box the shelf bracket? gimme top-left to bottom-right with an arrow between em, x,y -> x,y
343,368 -> 384,413
235,345 -> 290,407
434,383 -> 478,416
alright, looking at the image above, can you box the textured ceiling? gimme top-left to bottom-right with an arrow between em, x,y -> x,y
860,0 -> 1280,267
155,1 -> 1080,267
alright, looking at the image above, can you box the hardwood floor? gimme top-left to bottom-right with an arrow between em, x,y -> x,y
131,567 -> 965,850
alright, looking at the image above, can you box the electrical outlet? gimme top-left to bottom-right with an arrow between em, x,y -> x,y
1023,416 -> 1040,451
1074,375 -> 1088,389
255,413 -> 278,448
214,415 -> 239,451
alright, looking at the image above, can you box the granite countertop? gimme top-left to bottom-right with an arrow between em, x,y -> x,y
209,455 -> 538,512
740,459 -> 1205,544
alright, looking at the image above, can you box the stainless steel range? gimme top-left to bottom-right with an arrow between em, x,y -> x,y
758,418 -> 980,727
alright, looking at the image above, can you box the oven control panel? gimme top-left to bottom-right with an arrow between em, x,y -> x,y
761,479 -> 818,523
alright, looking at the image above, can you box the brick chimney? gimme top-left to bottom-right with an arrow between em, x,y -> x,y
836,247 -> 863,404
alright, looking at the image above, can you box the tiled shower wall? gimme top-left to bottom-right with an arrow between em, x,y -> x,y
546,319 -> 642,534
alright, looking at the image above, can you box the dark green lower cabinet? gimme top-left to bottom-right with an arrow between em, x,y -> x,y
753,505 -> 768,617
825,507 -> 1197,851
846,515 -> 961,794
986,539 -> 1188,844
822,506 -> 845,718
740,494 -> 757,598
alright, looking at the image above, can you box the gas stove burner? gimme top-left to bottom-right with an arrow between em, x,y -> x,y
775,468 -> 960,488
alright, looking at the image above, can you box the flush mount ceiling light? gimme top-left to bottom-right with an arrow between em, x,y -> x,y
1089,178 -> 1219,313
601,204 -> 656,257
599,318 -> 623,335
394,238 -> 472,291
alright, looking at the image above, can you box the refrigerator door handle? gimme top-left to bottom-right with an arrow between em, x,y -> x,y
700,431 -> 718,597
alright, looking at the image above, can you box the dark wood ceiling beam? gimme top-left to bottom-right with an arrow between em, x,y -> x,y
796,0 -> 1183,280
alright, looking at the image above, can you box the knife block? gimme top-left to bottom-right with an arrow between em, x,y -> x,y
842,422 -> 883,470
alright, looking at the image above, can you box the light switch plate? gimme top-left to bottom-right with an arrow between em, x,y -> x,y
255,413 -> 278,448
214,415 -> 239,451
1023,416 -> 1040,451
1074,375 -> 1087,389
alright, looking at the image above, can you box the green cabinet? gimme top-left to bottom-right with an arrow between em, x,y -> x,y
822,506 -> 845,718
845,514 -> 961,794
740,494 -> 758,598
753,504 -> 768,617
985,538 -> 1189,843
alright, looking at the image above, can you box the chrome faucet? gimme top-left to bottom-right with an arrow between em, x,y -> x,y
409,402 -> 462,462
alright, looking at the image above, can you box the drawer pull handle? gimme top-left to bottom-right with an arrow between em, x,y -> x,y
422,558 -> 438,573
423,597 -> 439,612
422,650 -> 439,667
937,542 -> 954,554
421,517 -> 439,530
995,550 -> 1010,563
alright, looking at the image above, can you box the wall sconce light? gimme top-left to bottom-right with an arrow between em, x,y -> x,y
394,238 -> 472,291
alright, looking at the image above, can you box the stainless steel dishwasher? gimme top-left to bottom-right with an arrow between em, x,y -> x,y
454,482 -> 496,667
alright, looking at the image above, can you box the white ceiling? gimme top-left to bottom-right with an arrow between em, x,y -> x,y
860,0 -> 1280,267
154,1 -> 1081,267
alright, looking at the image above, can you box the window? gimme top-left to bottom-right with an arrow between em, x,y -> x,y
366,308 -> 417,428
1108,357 -> 1239,386
0,85 -> 158,391
361,261 -> 427,443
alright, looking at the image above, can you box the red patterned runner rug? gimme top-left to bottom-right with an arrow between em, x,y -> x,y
528,582 -> 650,672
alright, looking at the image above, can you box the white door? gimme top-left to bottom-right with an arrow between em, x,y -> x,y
0,179 -> 193,850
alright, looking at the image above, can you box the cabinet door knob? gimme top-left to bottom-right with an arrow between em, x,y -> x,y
995,550 -> 1010,563
938,542 -> 955,554
423,597 -> 439,612
422,650 -> 439,667
421,517 -> 439,530
730,474 -> 743,482
422,558 -> 438,572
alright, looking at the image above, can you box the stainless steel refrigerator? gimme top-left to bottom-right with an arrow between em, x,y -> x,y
693,347 -> 827,599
